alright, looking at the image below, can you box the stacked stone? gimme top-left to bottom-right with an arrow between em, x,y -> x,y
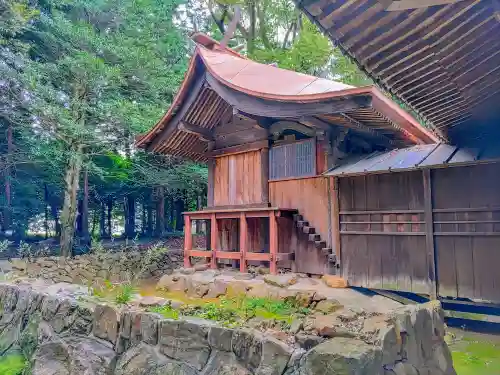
0,282 -> 456,375
8,250 -> 184,284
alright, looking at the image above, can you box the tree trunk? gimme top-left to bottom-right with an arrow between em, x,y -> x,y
107,198 -> 113,238
3,125 -> 12,233
81,169 -> 89,245
44,184 -> 49,239
91,206 -> 98,238
124,195 -> 135,239
100,201 -> 106,237
76,199 -> 83,237
50,196 -> 61,238
155,187 -> 165,237
60,148 -> 83,257
166,195 -> 174,232
147,191 -> 153,237
174,196 -> 184,232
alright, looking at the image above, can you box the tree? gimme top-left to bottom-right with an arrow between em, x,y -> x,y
22,0 -> 189,255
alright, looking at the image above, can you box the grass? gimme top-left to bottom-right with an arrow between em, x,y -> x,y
451,335 -> 500,375
149,295 -> 310,328
0,354 -> 27,375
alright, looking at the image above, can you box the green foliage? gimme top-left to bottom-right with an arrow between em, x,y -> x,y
0,354 -> 27,375
150,304 -> 180,320
115,283 -> 136,305
150,295 -> 310,328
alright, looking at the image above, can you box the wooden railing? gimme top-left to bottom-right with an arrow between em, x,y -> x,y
183,207 -> 296,274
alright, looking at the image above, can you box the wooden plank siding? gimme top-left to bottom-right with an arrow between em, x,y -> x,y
432,163 -> 500,302
338,171 -> 430,294
269,176 -> 330,275
213,150 -> 266,206
337,162 -> 500,303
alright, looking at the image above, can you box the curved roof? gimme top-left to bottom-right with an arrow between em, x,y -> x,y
137,33 -> 439,159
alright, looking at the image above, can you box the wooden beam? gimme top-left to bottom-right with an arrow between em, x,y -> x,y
148,74 -> 206,151
338,114 -> 396,147
330,177 -> 341,275
269,211 -> 278,275
207,142 -> 215,207
210,213 -> 218,269
239,212 -> 247,273
384,0 -> 467,12
178,121 -> 214,141
206,73 -> 371,118
184,215 -> 192,268
261,147 -> 269,204
423,169 -> 438,300
207,140 -> 269,158
269,120 -> 317,138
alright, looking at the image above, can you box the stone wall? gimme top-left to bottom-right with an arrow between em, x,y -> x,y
0,282 -> 456,375
8,250 -> 184,284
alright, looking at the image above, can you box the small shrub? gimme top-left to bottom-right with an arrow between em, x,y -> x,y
115,283 -> 135,305
150,304 -> 180,320
0,354 -> 27,375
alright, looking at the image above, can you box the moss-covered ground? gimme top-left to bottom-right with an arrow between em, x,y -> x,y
449,329 -> 500,375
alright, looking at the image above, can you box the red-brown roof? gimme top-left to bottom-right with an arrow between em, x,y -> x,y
137,33 -> 439,158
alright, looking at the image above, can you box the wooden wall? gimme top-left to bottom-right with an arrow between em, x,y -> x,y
269,176 -> 330,243
213,150 -> 266,206
432,163 -> 500,302
269,176 -> 330,274
338,171 -> 430,294
337,163 -> 500,303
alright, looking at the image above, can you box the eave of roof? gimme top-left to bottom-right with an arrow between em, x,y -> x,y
137,33 -> 439,155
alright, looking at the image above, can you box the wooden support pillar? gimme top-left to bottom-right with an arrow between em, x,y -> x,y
210,213 -> 218,269
331,177 -> 341,274
423,169 -> 438,300
184,215 -> 192,268
260,147 -> 269,204
239,212 -> 248,273
207,142 -> 215,207
269,211 -> 278,274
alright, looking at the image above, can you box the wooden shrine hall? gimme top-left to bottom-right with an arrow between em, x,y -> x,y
137,33 -> 438,276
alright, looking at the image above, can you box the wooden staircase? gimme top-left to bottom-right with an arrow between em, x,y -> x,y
293,214 -> 337,267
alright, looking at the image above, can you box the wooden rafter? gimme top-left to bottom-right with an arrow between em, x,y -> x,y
177,121 -> 214,141
382,0 -> 467,12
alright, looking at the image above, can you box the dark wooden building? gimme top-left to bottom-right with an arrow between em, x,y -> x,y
137,33 -> 438,277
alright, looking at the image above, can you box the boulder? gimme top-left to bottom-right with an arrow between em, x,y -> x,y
264,274 -> 297,288
315,300 -> 342,314
205,279 -> 228,298
203,351 -> 252,375
321,275 -> 348,288
208,326 -> 234,352
93,304 -> 120,345
255,335 -> 294,375
115,342 -> 196,375
31,336 -> 116,375
158,319 -> 211,370
300,337 -> 383,375
295,333 -> 325,350
232,329 -> 263,371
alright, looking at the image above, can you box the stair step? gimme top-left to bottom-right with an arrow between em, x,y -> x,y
303,226 -> 315,235
315,240 -> 326,249
296,220 -> 309,229
321,248 -> 332,256
293,214 -> 303,222
309,233 -> 321,242
328,254 -> 337,264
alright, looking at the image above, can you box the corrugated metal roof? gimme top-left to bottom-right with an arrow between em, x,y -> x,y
325,143 -> 500,177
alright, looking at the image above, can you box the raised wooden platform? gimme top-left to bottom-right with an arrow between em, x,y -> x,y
183,207 -> 297,274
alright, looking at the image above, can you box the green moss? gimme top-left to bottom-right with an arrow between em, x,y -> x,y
0,354 -> 27,375
451,337 -> 500,375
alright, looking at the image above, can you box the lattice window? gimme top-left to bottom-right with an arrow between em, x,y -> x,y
269,138 -> 316,179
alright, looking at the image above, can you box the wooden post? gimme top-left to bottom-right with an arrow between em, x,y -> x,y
331,177 -> 342,275
184,215 -> 192,268
239,212 -> 247,273
207,141 -> 215,207
269,211 -> 278,274
423,169 -> 438,300
210,213 -> 218,269
260,147 -> 269,204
